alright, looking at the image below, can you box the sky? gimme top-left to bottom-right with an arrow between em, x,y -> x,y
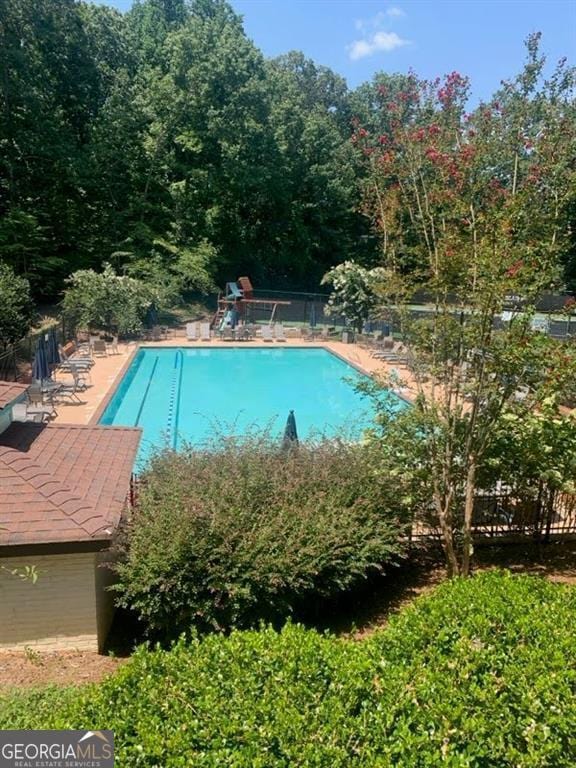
98,0 -> 575,103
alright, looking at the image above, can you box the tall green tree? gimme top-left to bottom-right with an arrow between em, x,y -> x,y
350,38 -> 576,575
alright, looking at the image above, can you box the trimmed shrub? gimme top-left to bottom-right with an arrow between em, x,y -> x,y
113,438 -> 408,636
2,572 -> 575,766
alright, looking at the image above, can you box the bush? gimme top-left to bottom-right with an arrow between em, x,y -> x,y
0,262 -> 34,348
2,572 -> 575,766
114,438 -> 408,636
61,264 -> 155,335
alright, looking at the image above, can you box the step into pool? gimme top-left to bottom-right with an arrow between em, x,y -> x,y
99,347 -> 408,466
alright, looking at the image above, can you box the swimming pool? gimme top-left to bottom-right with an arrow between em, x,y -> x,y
99,347 -> 407,465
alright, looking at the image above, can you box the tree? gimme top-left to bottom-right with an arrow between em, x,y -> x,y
0,262 -> 34,348
355,38 -> 576,575
321,261 -> 385,332
62,264 -> 155,335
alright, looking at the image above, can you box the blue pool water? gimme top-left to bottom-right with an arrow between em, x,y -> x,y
99,347 -> 407,466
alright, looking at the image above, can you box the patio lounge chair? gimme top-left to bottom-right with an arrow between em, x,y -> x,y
235,325 -> 252,341
106,335 -> 119,354
12,402 -> 50,423
261,325 -> 273,342
53,375 -> 84,403
92,340 -> 108,356
200,323 -> 211,341
221,327 -> 235,341
186,322 -> 199,341
274,324 -> 287,342
27,387 -> 58,418
60,368 -> 89,390
59,344 -> 94,368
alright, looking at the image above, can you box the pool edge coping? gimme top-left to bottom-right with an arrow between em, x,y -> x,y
89,343 -> 140,425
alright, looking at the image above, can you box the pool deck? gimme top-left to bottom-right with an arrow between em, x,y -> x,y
52,337 -> 413,426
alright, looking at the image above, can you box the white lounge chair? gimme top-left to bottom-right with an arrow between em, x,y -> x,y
200,323 -> 211,341
12,402 -> 48,423
261,326 -> 273,342
186,322 -> 198,341
274,324 -> 287,342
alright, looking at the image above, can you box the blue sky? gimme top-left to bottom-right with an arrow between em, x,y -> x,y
99,0 -> 575,103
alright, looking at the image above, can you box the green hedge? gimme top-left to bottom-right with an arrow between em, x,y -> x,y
113,438 -> 408,636
2,572 -> 575,766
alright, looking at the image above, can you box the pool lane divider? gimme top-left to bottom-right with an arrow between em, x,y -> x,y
134,354 -> 159,427
167,349 -> 184,449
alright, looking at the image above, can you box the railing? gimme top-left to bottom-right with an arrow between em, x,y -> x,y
412,491 -> 576,544
0,320 -> 64,382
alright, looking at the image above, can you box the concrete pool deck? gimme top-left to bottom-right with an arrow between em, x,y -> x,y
51,336 -> 414,426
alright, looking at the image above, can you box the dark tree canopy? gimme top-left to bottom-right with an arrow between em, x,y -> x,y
0,1 -> 573,300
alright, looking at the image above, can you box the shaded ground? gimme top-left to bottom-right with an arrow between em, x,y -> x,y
1,540 -> 575,690
0,650 -> 125,690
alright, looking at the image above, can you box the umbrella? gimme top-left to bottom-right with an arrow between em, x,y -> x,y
309,302 -> 317,328
46,328 -> 61,367
282,410 -> 299,449
146,304 -> 159,328
32,336 -> 50,383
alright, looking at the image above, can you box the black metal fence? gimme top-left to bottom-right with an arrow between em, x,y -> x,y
234,289 -> 576,339
0,320 -> 65,382
413,491 -> 576,544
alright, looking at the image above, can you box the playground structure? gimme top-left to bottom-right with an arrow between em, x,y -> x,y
212,277 -> 291,329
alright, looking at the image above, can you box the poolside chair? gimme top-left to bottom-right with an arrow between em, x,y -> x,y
235,324 -> 252,341
221,326 -> 235,341
53,375 -> 84,403
27,387 -> 58,418
274,324 -> 287,342
200,323 -> 211,342
106,335 -> 119,355
92,340 -> 108,356
60,368 -> 89,390
261,325 -> 273,342
59,344 -> 94,367
12,402 -> 49,423
186,322 -> 199,341
57,361 -> 93,384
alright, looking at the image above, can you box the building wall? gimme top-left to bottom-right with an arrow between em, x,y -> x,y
0,552 -> 101,652
94,550 -> 117,652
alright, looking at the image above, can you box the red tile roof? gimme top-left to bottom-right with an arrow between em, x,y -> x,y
0,381 -> 28,410
0,423 -> 141,547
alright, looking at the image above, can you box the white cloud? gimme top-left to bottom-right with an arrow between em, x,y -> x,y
349,8 -> 409,60
348,31 -> 409,61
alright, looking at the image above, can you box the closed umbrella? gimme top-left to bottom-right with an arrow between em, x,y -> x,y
146,304 -> 158,328
282,410 -> 299,449
32,336 -> 50,383
46,328 -> 60,367
309,302 -> 317,328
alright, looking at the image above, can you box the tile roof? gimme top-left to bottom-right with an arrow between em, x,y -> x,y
0,423 -> 141,547
0,381 -> 28,410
